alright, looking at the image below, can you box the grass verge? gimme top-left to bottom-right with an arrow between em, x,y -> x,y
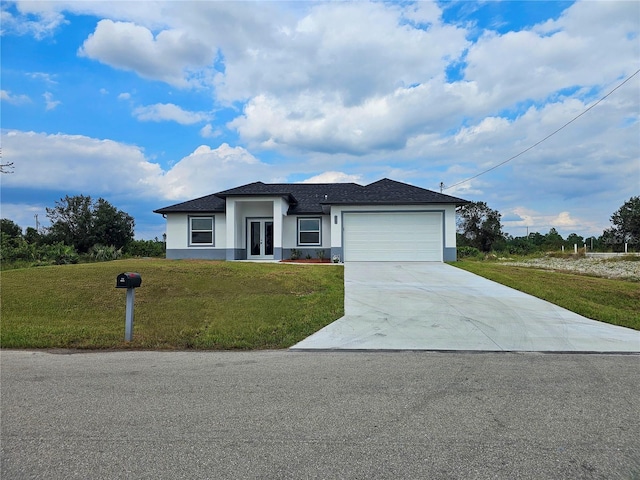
452,260 -> 639,330
1,259 -> 344,350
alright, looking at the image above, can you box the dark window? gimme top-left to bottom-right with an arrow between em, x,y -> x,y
190,217 -> 214,245
298,218 -> 321,245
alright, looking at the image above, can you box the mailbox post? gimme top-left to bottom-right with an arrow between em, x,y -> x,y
116,272 -> 142,342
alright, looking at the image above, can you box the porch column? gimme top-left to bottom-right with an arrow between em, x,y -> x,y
272,198 -> 285,260
225,199 -> 237,260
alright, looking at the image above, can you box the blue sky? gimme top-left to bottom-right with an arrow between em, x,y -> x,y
2,0 -> 638,240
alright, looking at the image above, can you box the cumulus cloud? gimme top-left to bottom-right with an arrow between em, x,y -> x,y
78,19 -> 215,87
132,103 -> 211,125
1,130 -> 162,196
217,2 -> 467,104
463,2 -> 638,108
160,144 -> 276,200
229,82 -> 479,155
1,130 -> 276,204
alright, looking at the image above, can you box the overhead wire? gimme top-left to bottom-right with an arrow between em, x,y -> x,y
442,68 -> 640,191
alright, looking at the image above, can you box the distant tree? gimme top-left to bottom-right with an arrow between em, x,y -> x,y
1,219 -> 22,239
92,198 -> 135,250
527,232 -> 545,247
604,197 -> 640,250
505,235 -> 538,255
543,228 -> 564,251
565,233 -> 584,248
46,195 -> 95,252
24,227 -> 43,245
46,195 -> 135,253
457,201 -> 504,252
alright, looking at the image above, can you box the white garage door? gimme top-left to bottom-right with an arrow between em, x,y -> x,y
343,212 -> 443,262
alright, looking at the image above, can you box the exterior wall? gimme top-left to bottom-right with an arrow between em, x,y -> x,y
165,213 -> 226,259
166,249 -> 227,260
282,214 -> 331,261
443,205 -> 457,250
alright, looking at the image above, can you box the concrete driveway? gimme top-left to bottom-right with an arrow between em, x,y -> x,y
292,262 -> 640,352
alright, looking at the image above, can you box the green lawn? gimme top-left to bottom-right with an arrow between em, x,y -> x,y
1,260 -> 344,350
452,260 -> 640,331
3,258 -> 637,350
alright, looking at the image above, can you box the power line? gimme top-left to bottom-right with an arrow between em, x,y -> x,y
442,68 -> 640,191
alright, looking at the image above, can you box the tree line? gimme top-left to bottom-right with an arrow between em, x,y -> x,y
1,195 -> 165,268
457,196 -> 640,256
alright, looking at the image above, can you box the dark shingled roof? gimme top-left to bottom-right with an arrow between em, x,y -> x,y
154,178 -> 468,215
154,193 -> 226,214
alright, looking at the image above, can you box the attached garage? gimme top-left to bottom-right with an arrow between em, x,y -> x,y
343,211 -> 443,262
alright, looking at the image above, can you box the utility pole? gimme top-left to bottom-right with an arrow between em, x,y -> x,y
439,182 -> 445,193
34,214 -> 39,231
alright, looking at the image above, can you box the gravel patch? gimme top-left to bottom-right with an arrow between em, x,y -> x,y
500,256 -> 640,281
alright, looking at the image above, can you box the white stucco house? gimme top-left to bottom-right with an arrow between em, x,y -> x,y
154,178 -> 469,262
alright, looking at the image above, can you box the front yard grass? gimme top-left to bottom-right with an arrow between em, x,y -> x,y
453,260 -> 639,331
1,259 -> 344,350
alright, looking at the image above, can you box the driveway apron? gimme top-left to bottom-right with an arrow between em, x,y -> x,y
291,262 -> 640,352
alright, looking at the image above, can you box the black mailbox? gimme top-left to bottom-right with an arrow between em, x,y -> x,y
116,272 -> 142,289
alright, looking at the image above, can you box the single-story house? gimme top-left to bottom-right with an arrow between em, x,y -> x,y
154,178 -> 469,262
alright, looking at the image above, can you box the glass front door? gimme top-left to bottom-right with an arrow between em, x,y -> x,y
248,219 -> 274,259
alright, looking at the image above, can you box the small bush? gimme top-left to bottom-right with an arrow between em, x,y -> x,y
44,243 -> 79,265
90,244 -> 123,261
457,246 -> 481,258
124,239 -> 165,258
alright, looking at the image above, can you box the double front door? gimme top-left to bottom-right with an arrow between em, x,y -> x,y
247,219 -> 273,259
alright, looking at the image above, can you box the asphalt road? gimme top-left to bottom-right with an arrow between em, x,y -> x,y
2,350 -> 639,479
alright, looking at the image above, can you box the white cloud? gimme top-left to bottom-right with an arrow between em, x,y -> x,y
463,1 -> 639,110
132,103 -> 210,125
1,90 -> 31,105
216,2 -> 467,104
28,72 -> 57,85
301,171 -> 363,184
159,144 -> 275,200
78,19 -> 215,88
1,130 -> 162,196
42,92 -> 61,110
118,92 -> 131,101
0,2 -> 67,39
199,124 -> 221,139
229,82 -> 477,154
1,130 -> 275,203
501,206 -> 600,238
